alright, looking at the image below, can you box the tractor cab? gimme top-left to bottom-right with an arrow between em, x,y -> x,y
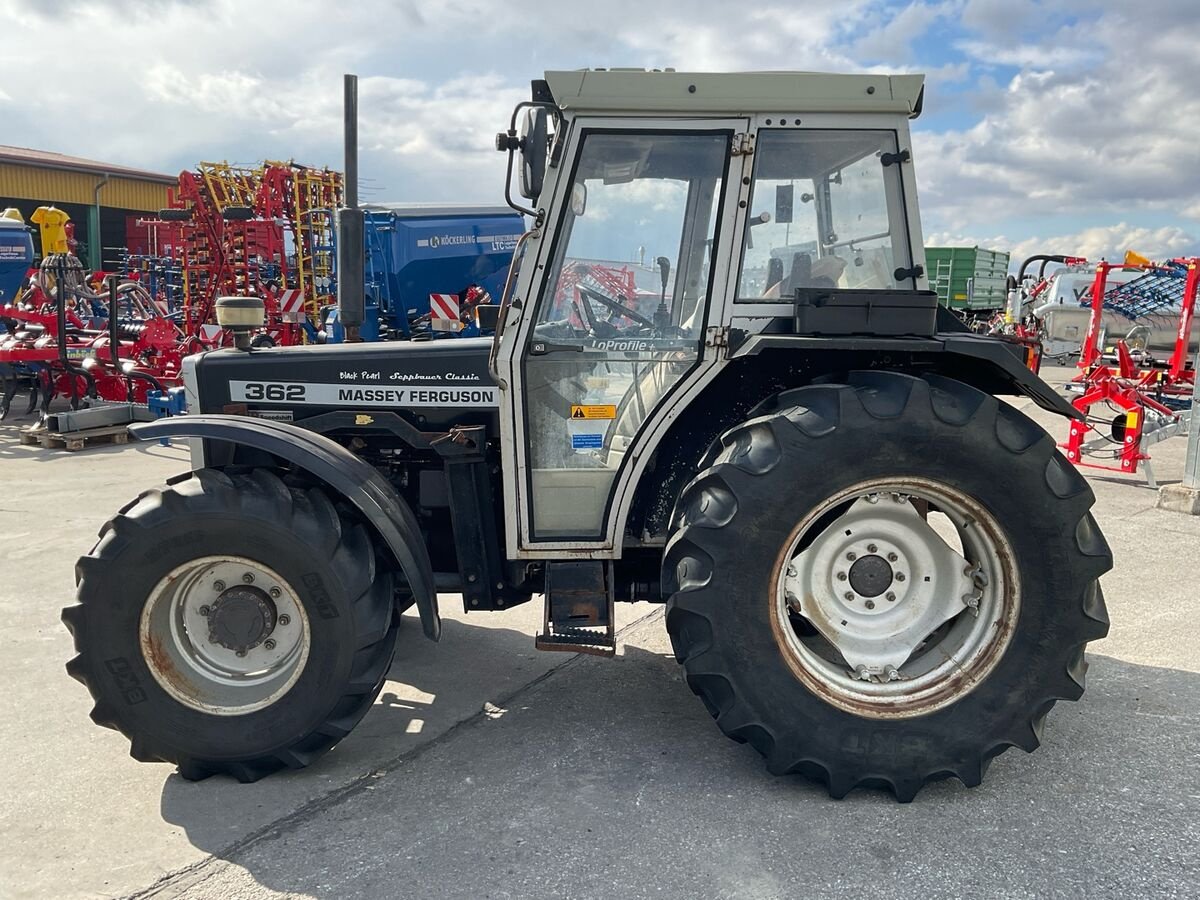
492,70 -> 928,554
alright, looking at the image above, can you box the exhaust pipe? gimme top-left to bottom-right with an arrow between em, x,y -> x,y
337,73 -> 366,342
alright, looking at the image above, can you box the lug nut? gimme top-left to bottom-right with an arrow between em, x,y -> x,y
278,614 -> 290,626
867,543 -> 878,553
865,600 -> 875,609
242,573 -> 255,584
264,639 -> 276,651
236,650 -> 247,657
896,573 -> 906,582
846,552 -> 857,561
843,592 -> 854,601
837,572 -> 847,581
269,587 -> 281,599
886,592 -> 896,602
199,605 -> 211,616
887,552 -> 898,562
213,580 -> 225,592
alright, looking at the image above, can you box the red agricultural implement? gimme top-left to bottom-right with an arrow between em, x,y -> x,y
1061,258 -> 1198,485
0,255 -> 201,420
146,160 -> 342,348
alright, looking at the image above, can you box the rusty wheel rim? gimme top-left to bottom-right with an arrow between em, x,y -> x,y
771,478 -> 1020,720
139,556 -> 310,716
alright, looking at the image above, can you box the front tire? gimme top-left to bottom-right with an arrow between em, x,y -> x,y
62,468 -> 398,782
664,372 -> 1111,801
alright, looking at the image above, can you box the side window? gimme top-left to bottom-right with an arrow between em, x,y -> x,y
737,130 -> 912,300
535,132 -> 727,343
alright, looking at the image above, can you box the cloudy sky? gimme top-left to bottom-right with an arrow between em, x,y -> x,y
2,0 -> 1198,262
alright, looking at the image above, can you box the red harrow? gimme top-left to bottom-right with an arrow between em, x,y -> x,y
0,255 -> 202,420
1061,258 -> 1198,485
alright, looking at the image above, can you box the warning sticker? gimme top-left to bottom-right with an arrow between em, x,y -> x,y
571,433 -> 604,450
570,404 -> 617,420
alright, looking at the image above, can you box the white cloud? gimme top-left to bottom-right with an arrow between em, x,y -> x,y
1007,224 -> 1198,263
926,223 -> 1199,265
917,5 -> 1200,239
0,0 -> 1195,260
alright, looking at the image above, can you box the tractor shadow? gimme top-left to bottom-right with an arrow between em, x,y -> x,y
156,632 -> 1200,898
156,612 -> 554,856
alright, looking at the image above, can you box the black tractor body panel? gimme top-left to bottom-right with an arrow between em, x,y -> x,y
192,338 -> 499,432
738,331 -> 1079,419
130,415 -> 441,641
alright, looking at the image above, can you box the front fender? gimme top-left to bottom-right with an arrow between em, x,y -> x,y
131,415 -> 440,641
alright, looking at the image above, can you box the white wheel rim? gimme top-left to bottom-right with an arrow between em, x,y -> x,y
771,478 -> 1019,719
139,555 -> 311,716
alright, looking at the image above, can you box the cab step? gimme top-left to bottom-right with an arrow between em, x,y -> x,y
535,561 -> 615,657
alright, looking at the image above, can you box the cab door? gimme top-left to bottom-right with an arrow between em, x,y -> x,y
498,119 -> 746,555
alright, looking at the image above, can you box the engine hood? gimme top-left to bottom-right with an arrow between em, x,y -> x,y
192,337 -> 499,431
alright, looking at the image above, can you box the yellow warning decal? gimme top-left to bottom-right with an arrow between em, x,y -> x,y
570,404 -> 617,420
355,414 -> 375,425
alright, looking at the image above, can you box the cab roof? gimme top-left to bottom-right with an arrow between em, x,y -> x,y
542,69 -> 924,118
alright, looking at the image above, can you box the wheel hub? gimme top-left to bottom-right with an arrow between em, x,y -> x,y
208,587 -> 276,653
784,493 -> 981,675
847,555 -> 892,597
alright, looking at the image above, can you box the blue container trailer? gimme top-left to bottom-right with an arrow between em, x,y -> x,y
323,204 -> 524,342
0,215 -> 35,310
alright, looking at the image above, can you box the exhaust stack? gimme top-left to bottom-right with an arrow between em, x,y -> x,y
337,73 -> 366,342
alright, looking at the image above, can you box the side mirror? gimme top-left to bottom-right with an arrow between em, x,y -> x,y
519,108 -> 548,200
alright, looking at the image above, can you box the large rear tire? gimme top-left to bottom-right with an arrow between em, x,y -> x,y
62,468 -> 398,782
663,372 -> 1111,801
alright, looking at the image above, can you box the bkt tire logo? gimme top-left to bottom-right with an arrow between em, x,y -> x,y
430,235 -> 441,248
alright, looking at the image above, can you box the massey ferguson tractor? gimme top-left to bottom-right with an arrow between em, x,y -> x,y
63,70 -> 1112,801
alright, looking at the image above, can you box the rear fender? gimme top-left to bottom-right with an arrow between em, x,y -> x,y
131,415 -> 440,641
935,333 -> 1081,420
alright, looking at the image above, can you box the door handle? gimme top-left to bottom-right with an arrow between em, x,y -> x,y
529,340 -> 584,355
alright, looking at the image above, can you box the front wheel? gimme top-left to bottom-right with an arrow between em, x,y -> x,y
664,372 -> 1111,801
62,468 -> 398,782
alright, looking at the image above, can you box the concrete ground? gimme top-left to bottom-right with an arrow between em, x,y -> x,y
0,367 -> 1197,899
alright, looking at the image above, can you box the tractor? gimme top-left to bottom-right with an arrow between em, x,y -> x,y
62,70 -> 1112,801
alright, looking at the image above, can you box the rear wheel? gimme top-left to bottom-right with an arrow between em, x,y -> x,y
62,468 -> 398,782
664,372 -> 1111,800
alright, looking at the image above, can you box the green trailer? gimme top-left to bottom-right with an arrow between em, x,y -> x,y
925,246 -> 1011,312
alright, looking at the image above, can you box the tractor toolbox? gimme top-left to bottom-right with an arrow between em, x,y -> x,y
793,288 -> 938,336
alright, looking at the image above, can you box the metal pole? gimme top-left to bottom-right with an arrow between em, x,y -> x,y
1183,347 -> 1200,491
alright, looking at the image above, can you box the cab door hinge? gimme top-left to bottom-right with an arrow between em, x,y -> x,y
705,326 -> 730,350
732,133 -> 755,156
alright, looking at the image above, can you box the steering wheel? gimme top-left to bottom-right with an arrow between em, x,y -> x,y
575,284 -> 655,332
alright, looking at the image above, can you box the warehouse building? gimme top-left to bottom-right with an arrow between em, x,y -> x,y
0,145 -> 175,272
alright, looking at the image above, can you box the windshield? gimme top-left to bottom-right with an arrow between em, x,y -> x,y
737,129 -> 912,300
